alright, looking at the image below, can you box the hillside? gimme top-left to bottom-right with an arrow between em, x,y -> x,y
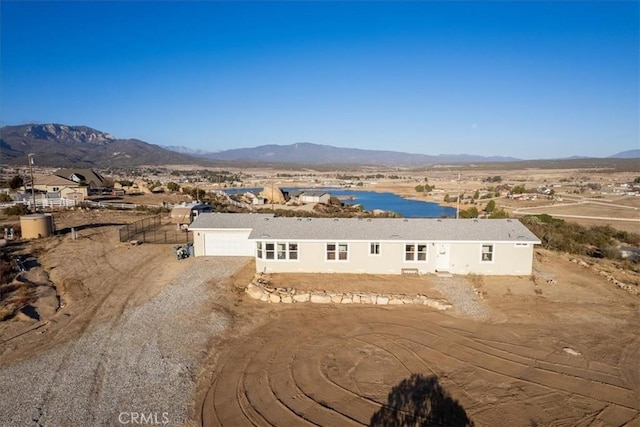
610,149 -> 640,159
3,123 -> 637,168
201,142 -> 520,165
0,124 -> 201,167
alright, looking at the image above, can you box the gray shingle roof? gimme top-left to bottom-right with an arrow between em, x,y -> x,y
299,190 -> 330,197
190,213 -> 541,243
189,213 -> 275,229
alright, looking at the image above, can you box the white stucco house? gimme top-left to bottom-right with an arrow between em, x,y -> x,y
292,190 -> 331,204
189,214 -> 541,275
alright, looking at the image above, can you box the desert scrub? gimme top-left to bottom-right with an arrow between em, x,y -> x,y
521,214 -> 640,267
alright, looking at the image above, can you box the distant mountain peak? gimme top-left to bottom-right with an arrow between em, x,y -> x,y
0,123 -> 201,167
21,123 -> 116,145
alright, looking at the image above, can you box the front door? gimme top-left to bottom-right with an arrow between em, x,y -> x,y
436,244 -> 450,271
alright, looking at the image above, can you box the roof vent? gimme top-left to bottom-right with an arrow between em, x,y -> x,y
437,219 -> 442,222
473,219 -> 479,223
404,219 -> 409,222
297,218 -> 302,221
334,218 -> 339,222
367,218 -> 372,222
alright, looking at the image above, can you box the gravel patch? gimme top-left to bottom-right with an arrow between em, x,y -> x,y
0,256 -> 247,427
433,277 -> 491,321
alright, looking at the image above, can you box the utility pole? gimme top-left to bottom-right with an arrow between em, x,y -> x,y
28,153 -> 36,211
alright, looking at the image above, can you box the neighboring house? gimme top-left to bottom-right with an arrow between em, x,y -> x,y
30,175 -> 88,199
298,190 -> 331,204
64,190 -> 86,202
189,214 -> 541,276
54,168 -> 108,193
170,202 -> 213,229
244,192 -> 266,205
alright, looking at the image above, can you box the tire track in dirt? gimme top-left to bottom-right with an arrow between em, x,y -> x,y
202,307 -> 640,426
365,321 -> 639,410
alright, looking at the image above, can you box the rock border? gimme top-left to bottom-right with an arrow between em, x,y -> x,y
569,258 -> 639,296
245,276 -> 452,310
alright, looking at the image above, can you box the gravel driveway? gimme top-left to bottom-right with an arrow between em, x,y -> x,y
433,276 -> 491,321
0,256 -> 247,427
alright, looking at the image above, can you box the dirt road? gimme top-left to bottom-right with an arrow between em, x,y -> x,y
0,211 -> 251,426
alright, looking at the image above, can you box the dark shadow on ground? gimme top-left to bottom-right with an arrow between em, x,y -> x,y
369,374 -> 474,427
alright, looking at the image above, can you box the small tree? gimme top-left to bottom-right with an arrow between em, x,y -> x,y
473,190 -> 480,200
166,182 -> 180,192
512,184 -> 526,194
9,175 -> 24,190
485,200 -> 496,213
459,206 -> 479,218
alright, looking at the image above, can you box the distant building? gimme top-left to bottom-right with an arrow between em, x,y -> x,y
30,175 -> 88,199
288,190 -> 331,204
54,168 -> 109,194
170,202 -> 213,229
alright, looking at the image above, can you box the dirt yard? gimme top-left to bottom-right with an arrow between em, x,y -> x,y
0,209 -> 638,426
200,250 -> 640,427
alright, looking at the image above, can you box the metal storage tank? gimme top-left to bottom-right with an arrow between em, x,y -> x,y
20,213 -> 54,239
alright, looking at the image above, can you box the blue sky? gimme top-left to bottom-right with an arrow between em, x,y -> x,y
1,1 -> 638,159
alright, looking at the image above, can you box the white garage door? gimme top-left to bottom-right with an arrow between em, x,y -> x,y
204,230 -> 253,256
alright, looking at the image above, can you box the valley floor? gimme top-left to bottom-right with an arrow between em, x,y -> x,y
0,210 -> 637,426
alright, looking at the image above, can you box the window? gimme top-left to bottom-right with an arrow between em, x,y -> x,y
370,242 -> 380,255
405,243 -> 428,261
277,243 -> 287,260
417,244 -> 427,261
481,244 -> 494,262
258,242 -> 298,260
326,242 -> 348,261
405,244 -> 415,261
327,244 -> 336,260
265,243 -> 275,260
338,243 -> 348,260
289,243 -> 298,260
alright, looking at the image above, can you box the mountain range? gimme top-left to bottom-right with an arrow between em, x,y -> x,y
1,123 -> 638,168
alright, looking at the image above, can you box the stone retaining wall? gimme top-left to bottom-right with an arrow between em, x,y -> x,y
245,276 -> 452,310
570,258 -> 639,296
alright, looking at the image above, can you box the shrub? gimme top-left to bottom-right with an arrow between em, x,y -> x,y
485,200 -> 496,213
4,204 -> 28,216
488,209 -> 509,219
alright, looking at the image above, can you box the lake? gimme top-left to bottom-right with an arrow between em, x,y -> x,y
225,187 -> 456,218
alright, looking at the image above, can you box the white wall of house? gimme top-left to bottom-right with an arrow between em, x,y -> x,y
300,193 -> 330,204
192,229 -> 254,256
253,240 -> 535,275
